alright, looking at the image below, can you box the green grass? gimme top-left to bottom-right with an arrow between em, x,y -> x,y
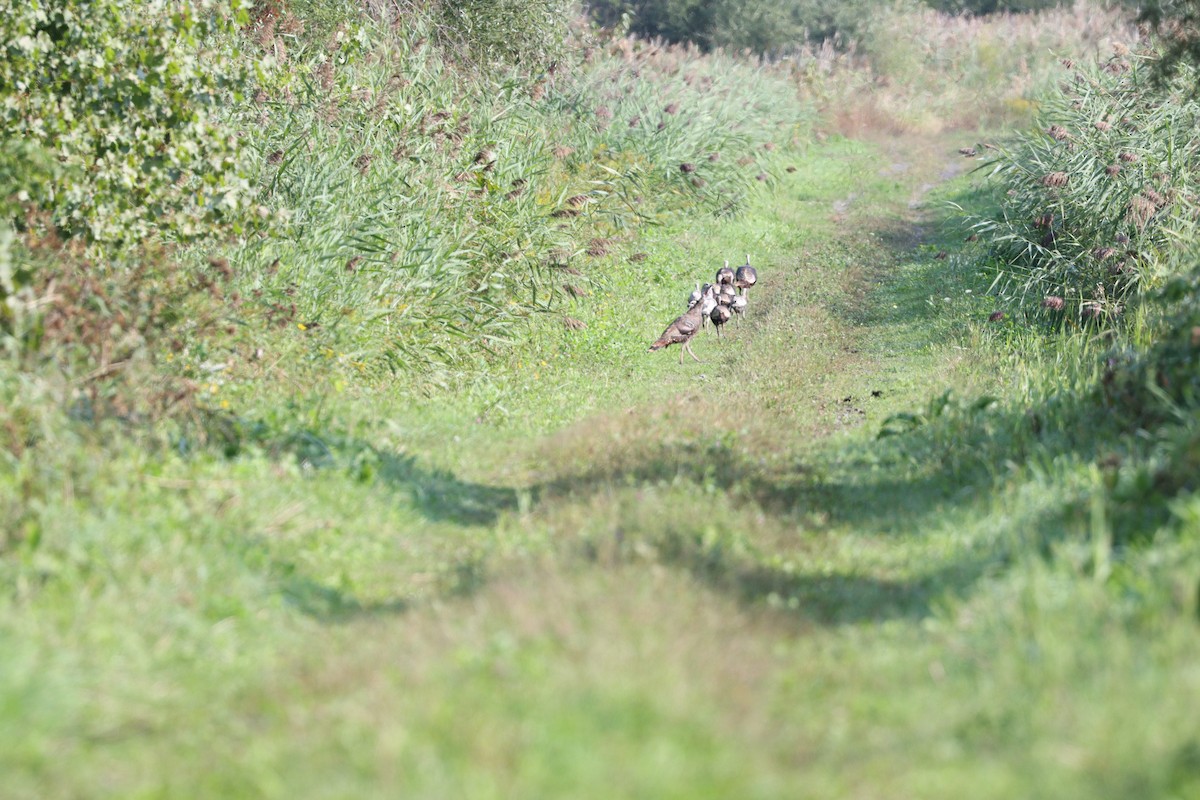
4,128 -> 1199,798
4,3 -> 1200,795
209,10 -> 813,381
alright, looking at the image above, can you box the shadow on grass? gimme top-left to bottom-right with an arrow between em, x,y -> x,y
532,437 -> 985,537
242,427 -> 1007,626
206,431 -> 510,622
527,329 -> 1182,619
280,573 -> 412,621
372,449 -> 518,526
250,537 -> 490,623
668,540 -> 997,625
217,369 -> 1101,628
204,414 -> 521,527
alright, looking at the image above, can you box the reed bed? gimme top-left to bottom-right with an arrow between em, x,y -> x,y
967,46 -> 1200,320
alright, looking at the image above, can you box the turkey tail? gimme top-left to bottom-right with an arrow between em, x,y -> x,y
648,336 -> 670,351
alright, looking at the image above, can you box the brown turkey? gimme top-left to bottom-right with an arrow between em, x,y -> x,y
709,303 -> 731,336
649,301 -> 705,363
735,254 -> 757,297
715,259 -> 735,287
717,284 -> 737,308
730,293 -> 747,325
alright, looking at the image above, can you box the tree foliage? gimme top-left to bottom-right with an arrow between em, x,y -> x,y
589,0 -> 815,51
925,0 -> 1066,13
0,0 -> 254,244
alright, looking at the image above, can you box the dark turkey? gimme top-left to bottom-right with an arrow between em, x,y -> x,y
717,284 -> 737,308
709,303 -> 731,337
715,260 -> 735,287
735,254 -> 757,297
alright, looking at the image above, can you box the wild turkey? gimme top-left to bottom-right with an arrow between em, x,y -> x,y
709,303 -> 731,336
717,284 -> 737,308
715,260 -> 735,287
730,293 -> 747,325
699,284 -> 718,330
649,302 -> 705,363
687,282 -> 702,309
735,254 -> 757,297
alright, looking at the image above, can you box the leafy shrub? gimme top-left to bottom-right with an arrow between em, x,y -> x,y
968,48 -> 1200,319
589,0 -> 717,46
773,0 -> 879,44
1136,0 -> 1200,86
1101,261 -> 1200,421
0,0 -> 253,244
708,1 -> 806,52
0,222 -> 25,349
1148,267 -> 1200,408
589,0 -> 1074,52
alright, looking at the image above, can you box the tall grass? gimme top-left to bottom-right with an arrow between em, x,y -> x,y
217,5 -> 813,388
968,46 -> 1200,319
874,28 -> 1200,565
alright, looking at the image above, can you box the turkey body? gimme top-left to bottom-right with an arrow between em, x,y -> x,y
709,303 -> 731,336
715,259 -> 735,287
730,293 -> 747,324
649,302 -> 705,363
649,258 -> 758,364
735,255 -> 757,296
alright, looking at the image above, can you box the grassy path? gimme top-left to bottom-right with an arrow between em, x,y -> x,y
7,134 -> 1200,799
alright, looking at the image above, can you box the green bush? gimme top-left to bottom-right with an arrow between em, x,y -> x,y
588,0 -> 1070,52
1104,262 -> 1200,418
589,0 -> 715,45
1151,267 -> 1200,408
1135,0 -> 1200,89
0,0 -> 253,244
709,1 -> 804,52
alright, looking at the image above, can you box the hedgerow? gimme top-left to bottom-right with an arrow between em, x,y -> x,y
0,0 -> 255,245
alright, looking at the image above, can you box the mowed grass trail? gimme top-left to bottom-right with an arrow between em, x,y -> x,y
5,135 -> 1199,799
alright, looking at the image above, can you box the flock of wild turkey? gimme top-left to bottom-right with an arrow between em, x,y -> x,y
649,255 -> 758,363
